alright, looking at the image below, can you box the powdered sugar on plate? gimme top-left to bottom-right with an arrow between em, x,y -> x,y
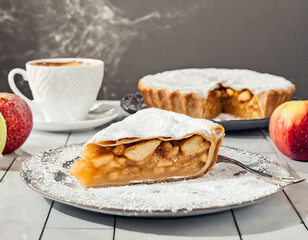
20,144 -> 290,216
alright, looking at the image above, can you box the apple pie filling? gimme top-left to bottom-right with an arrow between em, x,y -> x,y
219,88 -> 261,119
70,135 -> 212,187
204,87 -> 261,119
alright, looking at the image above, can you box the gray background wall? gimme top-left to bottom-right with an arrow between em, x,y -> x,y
0,0 -> 307,100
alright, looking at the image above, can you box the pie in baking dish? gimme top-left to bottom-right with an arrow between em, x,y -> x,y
69,108 -> 224,187
138,68 -> 295,119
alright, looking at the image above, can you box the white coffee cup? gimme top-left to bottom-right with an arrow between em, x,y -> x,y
8,58 -> 104,122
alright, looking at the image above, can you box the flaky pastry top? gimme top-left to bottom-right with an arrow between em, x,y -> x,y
85,108 -> 223,146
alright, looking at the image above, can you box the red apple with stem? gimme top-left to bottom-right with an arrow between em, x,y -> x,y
269,100 -> 308,161
0,93 -> 33,154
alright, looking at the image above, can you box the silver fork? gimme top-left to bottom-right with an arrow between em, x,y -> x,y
217,155 -> 305,184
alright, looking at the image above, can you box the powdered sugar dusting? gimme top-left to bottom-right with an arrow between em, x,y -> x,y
88,108 -> 217,144
140,68 -> 294,98
21,144 -> 290,214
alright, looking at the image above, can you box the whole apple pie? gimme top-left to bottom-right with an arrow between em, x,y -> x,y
138,68 -> 295,119
70,108 -> 224,187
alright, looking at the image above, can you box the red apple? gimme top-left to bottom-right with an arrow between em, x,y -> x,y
269,100 -> 308,161
0,93 -> 33,153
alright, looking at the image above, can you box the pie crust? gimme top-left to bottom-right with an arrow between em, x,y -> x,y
138,68 -> 295,119
70,108 -> 225,187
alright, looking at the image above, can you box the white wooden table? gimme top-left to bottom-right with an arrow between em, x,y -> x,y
0,101 -> 307,240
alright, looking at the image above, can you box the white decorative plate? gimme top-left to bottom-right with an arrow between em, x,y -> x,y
20,144 -> 291,217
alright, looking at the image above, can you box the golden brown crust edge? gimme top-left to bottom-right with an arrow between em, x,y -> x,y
255,86 -> 295,118
138,81 -> 208,118
204,123 -> 225,175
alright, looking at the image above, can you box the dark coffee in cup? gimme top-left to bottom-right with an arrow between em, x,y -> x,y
32,60 -> 89,67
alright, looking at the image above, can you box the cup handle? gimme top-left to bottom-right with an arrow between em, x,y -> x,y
8,68 -> 33,104
8,68 -> 43,117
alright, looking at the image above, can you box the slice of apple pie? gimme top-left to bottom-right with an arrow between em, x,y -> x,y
70,108 -> 225,187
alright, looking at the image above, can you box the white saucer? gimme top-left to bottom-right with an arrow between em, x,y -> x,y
32,101 -> 119,132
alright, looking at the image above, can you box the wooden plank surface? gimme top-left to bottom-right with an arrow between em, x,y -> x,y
115,212 -> 240,240
42,228 -> 114,240
261,129 -> 308,230
0,152 -> 16,179
0,129 -> 70,240
233,192 -> 308,240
